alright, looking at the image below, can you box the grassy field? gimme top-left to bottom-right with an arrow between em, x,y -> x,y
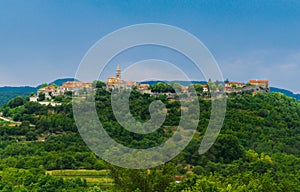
46,169 -> 114,188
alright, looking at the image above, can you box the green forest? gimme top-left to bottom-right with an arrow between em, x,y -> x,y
0,91 -> 33,107
0,84 -> 299,191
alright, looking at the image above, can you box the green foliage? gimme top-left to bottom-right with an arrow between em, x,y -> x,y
150,82 -> 175,93
0,167 -> 88,191
38,92 -> 45,101
166,169 -> 300,192
7,96 -> 24,108
92,80 -> 106,88
207,134 -> 245,164
53,95 -> 63,102
0,86 -> 37,107
0,88 -> 300,191
40,83 -> 48,88
110,163 -> 177,192
188,84 -> 203,95
50,83 -> 58,88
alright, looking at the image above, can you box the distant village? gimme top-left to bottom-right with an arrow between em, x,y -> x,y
31,65 -> 270,103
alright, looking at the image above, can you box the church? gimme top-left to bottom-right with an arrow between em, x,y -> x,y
106,65 -> 138,89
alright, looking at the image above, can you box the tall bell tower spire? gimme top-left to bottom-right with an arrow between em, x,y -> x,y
116,64 -> 121,79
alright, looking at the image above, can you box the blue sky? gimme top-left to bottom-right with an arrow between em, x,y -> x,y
1,0 -> 300,92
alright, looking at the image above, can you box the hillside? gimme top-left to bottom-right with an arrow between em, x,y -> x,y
0,86 -> 36,107
271,86 -> 300,100
0,89 -> 299,191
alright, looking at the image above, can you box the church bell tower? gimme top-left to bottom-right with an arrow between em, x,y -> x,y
116,64 -> 121,79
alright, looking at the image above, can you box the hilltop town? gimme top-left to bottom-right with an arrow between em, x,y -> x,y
32,65 -> 270,102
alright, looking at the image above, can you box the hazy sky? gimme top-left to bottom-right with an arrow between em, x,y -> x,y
1,0 -> 300,92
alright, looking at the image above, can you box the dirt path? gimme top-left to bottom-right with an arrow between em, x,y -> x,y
0,115 -> 20,124
0,112 -> 34,126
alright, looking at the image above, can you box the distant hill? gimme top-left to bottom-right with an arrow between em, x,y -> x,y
0,86 -> 37,93
36,78 -> 77,89
50,78 -> 77,86
0,86 -> 37,106
270,87 -> 300,100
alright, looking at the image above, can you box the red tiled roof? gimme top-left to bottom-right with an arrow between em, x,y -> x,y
226,82 -> 244,85
62,81 -> 92,88
46,85 -> 56,89
174,176 -> 187,181
139,84 -> 150,87
249,80 -> 268,83
126,81 -> 136,86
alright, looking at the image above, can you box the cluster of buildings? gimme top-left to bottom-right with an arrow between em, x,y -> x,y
106,65 -> 151,94
224,80 -> 269,94
39,81 -> 92,98
30,81 -> 93,101
33,65 -> 269,101
105,65 -> 210,96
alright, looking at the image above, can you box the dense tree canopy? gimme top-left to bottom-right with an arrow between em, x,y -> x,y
0,86 -> 299,191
